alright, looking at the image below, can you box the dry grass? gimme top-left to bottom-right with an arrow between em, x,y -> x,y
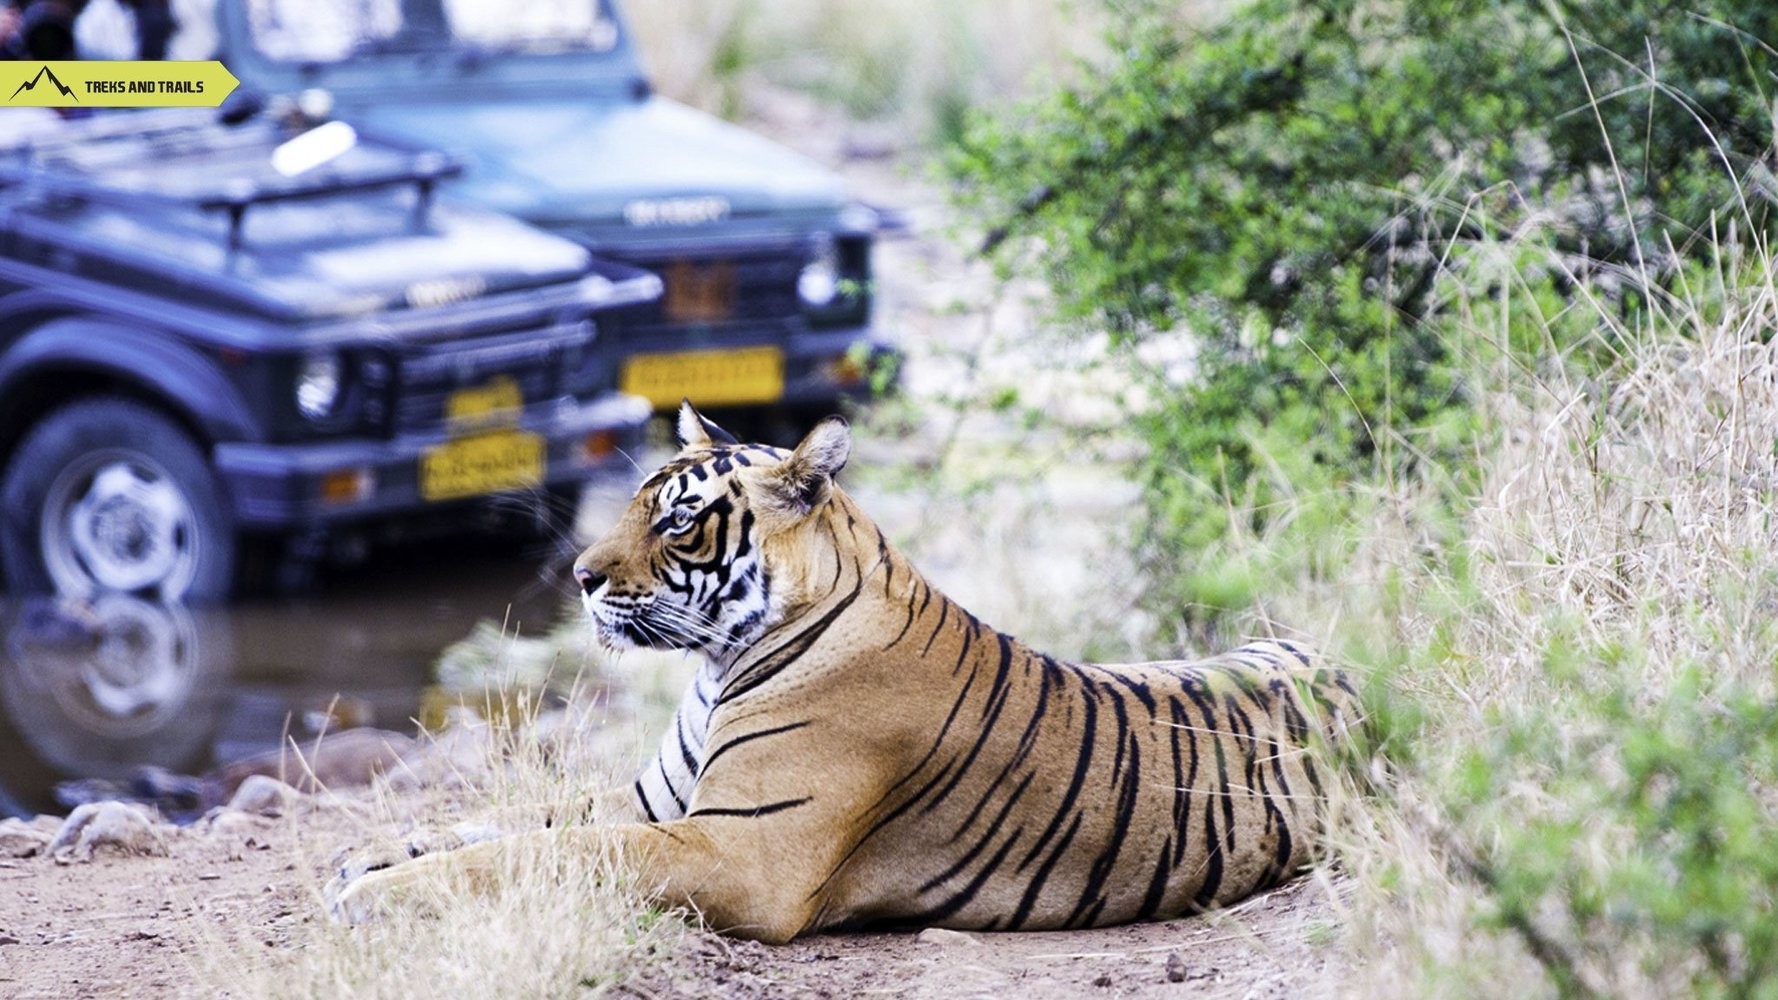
191,668 -> 701,998
1245,236 -> 1778,996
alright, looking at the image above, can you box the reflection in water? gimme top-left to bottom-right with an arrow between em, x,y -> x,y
0,537 -> 573,821
0,595 -> 225,820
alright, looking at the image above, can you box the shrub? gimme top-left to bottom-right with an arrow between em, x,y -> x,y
949,0 -> 1778,628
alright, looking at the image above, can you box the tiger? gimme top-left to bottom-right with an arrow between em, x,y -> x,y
329,401 -> 1362,943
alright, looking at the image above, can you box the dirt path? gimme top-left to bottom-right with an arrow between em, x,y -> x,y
1,793 -> 1349,999
1,802 -> 364,998
645,875 -> 1349,999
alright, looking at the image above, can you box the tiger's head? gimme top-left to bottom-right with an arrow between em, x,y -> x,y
572,401 -> 852,659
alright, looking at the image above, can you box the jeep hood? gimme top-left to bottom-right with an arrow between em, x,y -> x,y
40,198 -> 593,323
343,96 -> 846,225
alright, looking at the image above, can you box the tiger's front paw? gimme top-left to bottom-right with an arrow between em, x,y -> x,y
324,834 -> 447,925
325,864 -> 412,925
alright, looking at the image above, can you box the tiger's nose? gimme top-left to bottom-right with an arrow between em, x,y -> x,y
574,565 -> 607,596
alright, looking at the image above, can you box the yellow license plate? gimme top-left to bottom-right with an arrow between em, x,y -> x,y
621,346 -> 784,407
420,429 -> 545,502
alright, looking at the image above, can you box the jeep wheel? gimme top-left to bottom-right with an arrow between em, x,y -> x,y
1,398 -> 235,602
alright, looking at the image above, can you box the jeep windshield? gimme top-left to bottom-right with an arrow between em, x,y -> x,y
244,0 -> 622,63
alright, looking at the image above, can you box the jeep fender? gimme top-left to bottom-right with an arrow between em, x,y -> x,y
0,317 -> 258,453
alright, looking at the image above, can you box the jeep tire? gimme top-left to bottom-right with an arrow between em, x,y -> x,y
1,398 -> 235,602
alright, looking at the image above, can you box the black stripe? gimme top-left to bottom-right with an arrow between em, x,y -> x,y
635,778 -> 659,823
900,829 -> 1023,925
688,796 -> 812,819
951,654 -> 1054,839
1138,836 -> 1173,921
1183,685 -> 1226,908
675,714 -> 700,777
1017,668 -> 1097,872
1262,722 -> 1297,883
883,586 -> 920,649
700,720 -> 812,776
921,599 -> 952,656
720,574 -> 864,702
919,771 -> 1036,892
1010,812 -> 1082,929
658,756 -> 687,813
1066,683 -> 1139,928
922,633 -> 1017,814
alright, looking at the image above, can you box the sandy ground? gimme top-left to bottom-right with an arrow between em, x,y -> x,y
633,875 -> 1350,999
1,807 -> 338,999
0,791 -> 1349,1000
0,86 -> 1358,998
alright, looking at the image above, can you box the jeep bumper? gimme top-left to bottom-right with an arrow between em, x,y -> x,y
214,392 -> 652,529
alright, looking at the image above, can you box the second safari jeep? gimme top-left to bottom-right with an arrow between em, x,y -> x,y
214,0 -> 897,432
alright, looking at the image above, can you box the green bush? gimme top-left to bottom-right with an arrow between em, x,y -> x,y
949,0 -> 1778,627
1448,666 -> 1778,998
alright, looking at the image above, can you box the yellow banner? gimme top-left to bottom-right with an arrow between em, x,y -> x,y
0,62 -> 238,109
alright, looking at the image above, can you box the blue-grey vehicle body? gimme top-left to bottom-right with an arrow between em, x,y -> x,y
213,0 -> 894,418
0,108 -> 658,598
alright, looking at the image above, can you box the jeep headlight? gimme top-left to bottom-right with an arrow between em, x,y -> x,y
797,234 -> 840,308
296,352 -> 342,420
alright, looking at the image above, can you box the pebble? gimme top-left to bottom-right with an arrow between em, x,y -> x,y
915,927 -> 982,947
1165,952 -> 1187,983
226,775 -> 302,817
46,802 -> 170,862
0,818 -> 52,858
1093,973 -> 1113,988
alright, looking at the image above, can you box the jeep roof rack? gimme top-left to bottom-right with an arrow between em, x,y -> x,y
0,111 -> 463,249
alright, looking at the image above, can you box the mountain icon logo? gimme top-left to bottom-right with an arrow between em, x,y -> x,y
9,65 -> 77,102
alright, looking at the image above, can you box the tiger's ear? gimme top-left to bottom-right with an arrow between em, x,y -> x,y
759,415 -> 850,515
676,399 -> 738,450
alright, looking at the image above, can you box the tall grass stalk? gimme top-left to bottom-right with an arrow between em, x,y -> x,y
1261,230 -> 1778,997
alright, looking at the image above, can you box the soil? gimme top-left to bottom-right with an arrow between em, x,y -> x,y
635,875 -> 1350,999
0,795 -> 1348,999
1,82 -> 1357,1000
0,806 -> 338,999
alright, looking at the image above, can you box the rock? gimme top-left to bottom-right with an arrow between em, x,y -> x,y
211,727 -> 418,798
201,808 -> 269,839
1093,973 -> 1113,988
47,802 -> 170,862
0,817 -> 52,858
0,933 -> 18,945
227,775 -> 301,816
1165,952 -> 1187,983
388,714 -> 494,790
915,927 -> 982,947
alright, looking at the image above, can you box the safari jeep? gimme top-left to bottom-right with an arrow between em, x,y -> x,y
0,108 -> 658,602
212,0 -> 896,432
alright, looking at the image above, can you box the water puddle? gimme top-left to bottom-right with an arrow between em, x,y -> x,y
0,534 -> 579,821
